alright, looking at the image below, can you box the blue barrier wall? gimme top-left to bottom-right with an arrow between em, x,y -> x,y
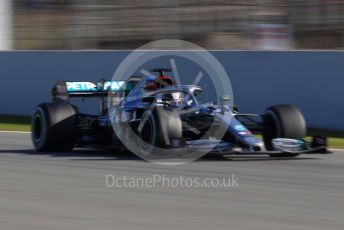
0,51 -> 343,130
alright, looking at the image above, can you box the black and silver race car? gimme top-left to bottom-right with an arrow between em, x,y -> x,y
31,68 -> 329,158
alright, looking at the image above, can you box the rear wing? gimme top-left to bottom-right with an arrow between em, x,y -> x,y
51,80 -> 126,102
50,77 -> 144,115
51,76 -> 143,102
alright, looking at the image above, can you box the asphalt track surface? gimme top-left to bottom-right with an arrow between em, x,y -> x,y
0,131 -> 343,230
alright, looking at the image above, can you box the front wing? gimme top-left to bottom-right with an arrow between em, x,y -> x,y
186,139 -> 331,156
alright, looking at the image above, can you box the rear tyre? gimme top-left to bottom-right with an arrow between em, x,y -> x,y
31,102 -> 77,152
263,104 -> 306,157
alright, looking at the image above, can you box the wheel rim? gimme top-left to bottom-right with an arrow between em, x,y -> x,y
140,119 -> 154,146
139,116 -> 156,155
33,114 -> 43,142
266,111 -> 281,137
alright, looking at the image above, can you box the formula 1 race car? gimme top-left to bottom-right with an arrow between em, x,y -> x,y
31,68 -> 329,158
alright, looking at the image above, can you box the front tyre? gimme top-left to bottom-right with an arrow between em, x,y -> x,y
263,104 -> 306,157
31,102 -> 77,152
138,110 -> 157,156
137,108 -> 182,156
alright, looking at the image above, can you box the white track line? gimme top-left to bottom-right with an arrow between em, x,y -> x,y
329,148 -> 344,152
0,130 -> 30,134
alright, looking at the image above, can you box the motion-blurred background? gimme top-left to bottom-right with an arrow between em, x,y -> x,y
1,0 -> 344,50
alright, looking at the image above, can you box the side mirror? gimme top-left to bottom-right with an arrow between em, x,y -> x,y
220,95 -> 230,114
232,106 -> 239,113
221,95 -> 230,102
193,89 -> 203,96
142,96 -> 156,103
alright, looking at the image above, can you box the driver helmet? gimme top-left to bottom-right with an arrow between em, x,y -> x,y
161,92 -> 183,107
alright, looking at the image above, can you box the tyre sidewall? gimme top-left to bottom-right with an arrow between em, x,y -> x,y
263,104 -> 306,153
31,106 -> 49,150
31,103 -> 77,152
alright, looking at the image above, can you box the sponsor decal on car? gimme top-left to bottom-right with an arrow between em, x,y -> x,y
103,81 -> 125,91
234,125 -> 247,131
66,82 -> 97,92
66,81 -> 125,92
239,131 -> 252,135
